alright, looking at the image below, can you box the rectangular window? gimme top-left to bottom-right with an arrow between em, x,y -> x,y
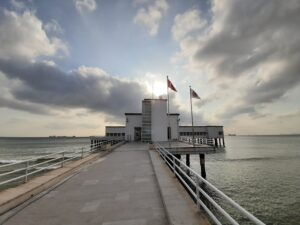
167,127 -> 171,140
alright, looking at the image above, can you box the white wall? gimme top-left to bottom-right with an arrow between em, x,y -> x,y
168,115 -> 179,140
106,127 -> 125,133
151,100 -> 168,142
105,127 -> 126,139
179,126 -> 207,133
125,115 -> 142,141
178,126 -> 223,138
207,126 -> 224,138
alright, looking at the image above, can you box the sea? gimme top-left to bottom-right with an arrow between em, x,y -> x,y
0,135 -> 299,224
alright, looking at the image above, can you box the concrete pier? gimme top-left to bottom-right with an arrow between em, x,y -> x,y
1,143 -> 209,225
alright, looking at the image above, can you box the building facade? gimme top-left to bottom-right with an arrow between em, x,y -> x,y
105,98 -> 224,143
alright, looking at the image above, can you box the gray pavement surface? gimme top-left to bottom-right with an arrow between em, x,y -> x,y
4,143 -> 168,225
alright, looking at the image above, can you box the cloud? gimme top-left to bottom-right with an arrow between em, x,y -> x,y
0,8 -> 68,60
173,0 -> 300,119
74,0 -> 97,14
134,0 -> 168,36
10,0 -> 26,10
0,58 -> 148,118
172,9 -> 206,41
0,96 -> 52,115
44,19 -> 64,35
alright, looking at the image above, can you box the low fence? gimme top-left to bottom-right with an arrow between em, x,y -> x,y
180,136 -> 215,146
0,139 -> 122,190
154,143 -> 265,225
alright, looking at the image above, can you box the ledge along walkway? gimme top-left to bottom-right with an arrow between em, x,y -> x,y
2,143 -> 167,225
2,143 -> 209,225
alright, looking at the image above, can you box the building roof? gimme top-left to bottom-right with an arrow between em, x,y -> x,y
179,125 -> 223,128
124,113 -> 142,115
143,98 -> 167,101
105,126 -> 125,128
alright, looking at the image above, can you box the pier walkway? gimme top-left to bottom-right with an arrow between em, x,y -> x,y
4,143 -> 168,225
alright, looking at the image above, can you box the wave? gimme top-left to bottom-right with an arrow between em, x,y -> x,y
0,159 -> 24,165
220,155 -> 300,162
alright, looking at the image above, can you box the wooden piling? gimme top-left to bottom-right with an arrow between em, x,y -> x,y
199,154 -> 206,179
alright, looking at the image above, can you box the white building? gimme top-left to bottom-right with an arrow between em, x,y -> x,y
105,98 -> 224,145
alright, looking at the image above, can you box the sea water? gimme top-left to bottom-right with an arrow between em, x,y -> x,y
0,137 -> 90,163
190,135 -> 300,225
0,136 -> 299,224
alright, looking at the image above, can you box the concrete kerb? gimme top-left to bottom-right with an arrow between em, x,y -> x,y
148,149 -> 211,225
0,141 -> 125,216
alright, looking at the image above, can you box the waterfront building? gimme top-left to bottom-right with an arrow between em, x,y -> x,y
105,98 -> 224,145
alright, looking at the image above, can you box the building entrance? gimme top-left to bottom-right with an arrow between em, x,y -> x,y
134,127 -> 141,141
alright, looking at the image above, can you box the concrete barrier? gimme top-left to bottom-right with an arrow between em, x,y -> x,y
0,141 -> 125,216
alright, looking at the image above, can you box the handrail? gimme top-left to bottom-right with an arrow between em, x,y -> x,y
0,139 -> 123,188
154,143 -> 265,225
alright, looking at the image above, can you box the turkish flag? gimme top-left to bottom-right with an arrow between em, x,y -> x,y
167,78 -> 177,92
191,88 -> 200,99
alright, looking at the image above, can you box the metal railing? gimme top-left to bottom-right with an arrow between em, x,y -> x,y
154,143 -> 265,225
0,139 -> 122,188
180,136 -> 214,146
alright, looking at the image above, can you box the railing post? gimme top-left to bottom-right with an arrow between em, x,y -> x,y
61,152 -> 65,167
196,177 -> 200,210
81,147 -> 84,159
172,156 -> 176,175
24,161 -> 29,183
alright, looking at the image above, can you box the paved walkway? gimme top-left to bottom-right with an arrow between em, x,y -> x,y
4,143 -> 168,225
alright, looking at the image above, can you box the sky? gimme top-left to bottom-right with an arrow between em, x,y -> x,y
0,0 -> 300,137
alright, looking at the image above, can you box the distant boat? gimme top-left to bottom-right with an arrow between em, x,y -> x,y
228,134 -> 236,136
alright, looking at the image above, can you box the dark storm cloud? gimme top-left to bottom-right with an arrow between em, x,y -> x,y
196,0 -> 300,76
192,0 -> 300,118
0,59 -> 147,117
245,58 -> 300,104
219,105 -> 256,120
0,96 -> 52,115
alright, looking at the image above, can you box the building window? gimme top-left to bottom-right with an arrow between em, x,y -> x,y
219,131 -> 223,135
167,127 -> 171,140
122,133 -> 125,136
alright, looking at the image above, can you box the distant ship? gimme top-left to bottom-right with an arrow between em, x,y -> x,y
228,134 -> 236,136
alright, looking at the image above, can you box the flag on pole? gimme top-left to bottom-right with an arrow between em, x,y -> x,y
167,78 -> 177,92
190,88 -> 201,99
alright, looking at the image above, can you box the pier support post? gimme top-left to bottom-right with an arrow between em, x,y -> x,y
186,154 -> 190,167
186,154 -> 190,175
199,154 -> 206,179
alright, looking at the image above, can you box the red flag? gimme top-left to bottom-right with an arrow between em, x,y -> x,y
191,88 -> 200,99
167,78 -> 177,92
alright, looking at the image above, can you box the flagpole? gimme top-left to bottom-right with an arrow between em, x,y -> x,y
167,76 -> 170,114
167,76 -> 171,144
190,86 -> 195,147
